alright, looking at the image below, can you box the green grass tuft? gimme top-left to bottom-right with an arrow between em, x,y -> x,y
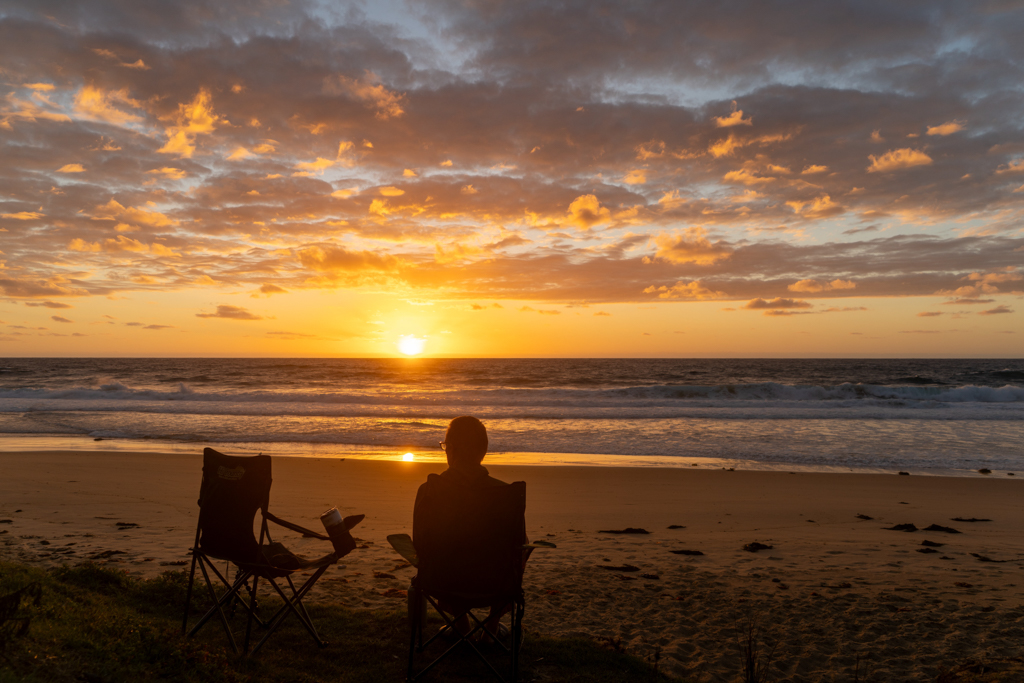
0,561 -> 685,682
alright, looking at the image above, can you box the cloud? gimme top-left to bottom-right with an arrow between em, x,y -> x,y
143,324 -> 174,330
298,245 -> 399,272
622,169 -> 647,184
978,305 -> 1013,315
566,194 -> 610,229
644,281 -> 727,300
714,108 -> 752,128
379,186 -> 405,197
786,195 -> 843,218
51,315 -> 73,323
867,148 -> 933,173
73,85 -> 143,126
744,298 -> 812,310
917,311 -> 944,317
995,159 -> 1024,175
158,89 -> 220,158
518,306 -> 560,315
649,228 -> 732,265
24,301 -> 72,309
196,305 -> 263,320
57,164 -> 85,173
594,311 -> 611,316
293,157 -> 335,175
788,279 -> 856,293
146,167 -> 186,179
323,73 -> 405,119
801,165 -> 828,174
1,212 -> 43,220
926,121 -> 964,136
252,283 -> 288,298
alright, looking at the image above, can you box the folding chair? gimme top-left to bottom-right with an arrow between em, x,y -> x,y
181,448 -> 362,657
389,477 -> 553,683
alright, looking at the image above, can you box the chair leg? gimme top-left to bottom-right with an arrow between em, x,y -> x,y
182,550 -> 199,635
249,566 -> 329,657
286,574 -> 320,644
187,564 -> 254,638
511,601 -> 524,683
197,555 -> 238,654
407,585 -> 420,682
242,574 -> 259,656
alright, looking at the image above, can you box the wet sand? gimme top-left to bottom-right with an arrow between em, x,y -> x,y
2,450 -> 1023,681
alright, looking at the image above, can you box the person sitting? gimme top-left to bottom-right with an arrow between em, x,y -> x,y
413,415 -> 529,641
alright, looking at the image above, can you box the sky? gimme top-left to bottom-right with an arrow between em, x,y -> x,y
1,0 -> 1023,358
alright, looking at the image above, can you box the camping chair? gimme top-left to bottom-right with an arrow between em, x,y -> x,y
388,477 -> 553,683
181,448 -> 363,657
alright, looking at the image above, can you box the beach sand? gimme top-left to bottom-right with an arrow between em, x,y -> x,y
2,450 -> 1023,681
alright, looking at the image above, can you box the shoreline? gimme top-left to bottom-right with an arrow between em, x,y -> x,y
3,449 -> 1024,680
0,434 -> 1016,478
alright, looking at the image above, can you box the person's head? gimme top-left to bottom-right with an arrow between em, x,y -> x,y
443,415 -> 488,467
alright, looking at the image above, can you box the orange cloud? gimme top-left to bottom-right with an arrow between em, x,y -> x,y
298,245 -> 399,271
926,121 -> 964,136
566,194 -> 610,229
995,159 -> 1024,175
643,280 -> 727,299
623,169 -> 647,184
73,85 -> 143,126
744,297 -> 812,310
57,163 -> 85,173
324,73 -> 405,119
293,157 -> 335,176
714,108 -> 752,127
788,279 -> 856,293
786,195 -> 843,218
867,148 -> 933,173
158,89 -> 220,158
146,167 -> 186,180
649,228 -> 733,265
196,305 -> 263,320
93,199 -> 175,229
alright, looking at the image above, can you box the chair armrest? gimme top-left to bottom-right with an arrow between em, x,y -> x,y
264,512 -> 330,540
524,540 -> 557,549
264,512 -> 365,540
386,533 -> 419,567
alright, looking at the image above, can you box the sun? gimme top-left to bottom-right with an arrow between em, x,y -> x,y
397,334 -> 426,356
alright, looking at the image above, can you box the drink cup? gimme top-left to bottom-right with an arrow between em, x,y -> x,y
320,507 -> 356,556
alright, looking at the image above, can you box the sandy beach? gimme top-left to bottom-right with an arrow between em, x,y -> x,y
2,450 -> 1024,681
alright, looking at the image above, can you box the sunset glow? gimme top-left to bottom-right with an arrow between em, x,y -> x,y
397,335 -> 427,356
0,2 -> 1021,357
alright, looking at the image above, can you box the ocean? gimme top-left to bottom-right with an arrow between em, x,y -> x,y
1,358 -> 1022,475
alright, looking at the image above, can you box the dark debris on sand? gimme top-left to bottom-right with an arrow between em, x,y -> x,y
951,517 -> 992,523
924,524 -> 961,534
597,528 -> 650,534
884,523 -> 918,532
742,542 -> 773,553
669,549 -> 704,556
598,564 -> 641,572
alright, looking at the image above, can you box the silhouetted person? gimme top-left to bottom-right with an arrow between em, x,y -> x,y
413,415 -> 528,640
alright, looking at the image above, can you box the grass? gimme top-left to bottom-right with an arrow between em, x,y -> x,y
0,561 -> 684,682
